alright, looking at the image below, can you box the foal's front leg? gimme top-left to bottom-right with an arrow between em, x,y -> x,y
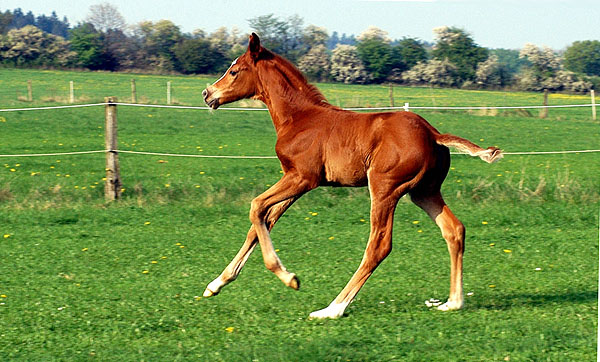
203,198 -> 296,297
309,178 -> 403,319
249,173 -> 315,289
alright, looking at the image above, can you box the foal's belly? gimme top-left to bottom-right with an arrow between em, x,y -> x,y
322,155 -> 368,187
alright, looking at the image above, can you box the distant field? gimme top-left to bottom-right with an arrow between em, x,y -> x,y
0,68 -> 598,361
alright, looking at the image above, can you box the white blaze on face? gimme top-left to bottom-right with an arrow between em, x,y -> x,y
212,58 -> 239,85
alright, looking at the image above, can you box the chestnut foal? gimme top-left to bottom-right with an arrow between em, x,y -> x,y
202,33 -> 502,319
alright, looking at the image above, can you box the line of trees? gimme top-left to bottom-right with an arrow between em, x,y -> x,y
1,6 -> 599,92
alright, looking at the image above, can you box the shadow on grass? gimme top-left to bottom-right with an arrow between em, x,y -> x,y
473,290 -> 598,310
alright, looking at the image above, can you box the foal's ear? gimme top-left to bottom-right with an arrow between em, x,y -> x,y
249,32 -> 261,60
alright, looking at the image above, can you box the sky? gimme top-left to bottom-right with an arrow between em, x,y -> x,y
3,0 -> 599,50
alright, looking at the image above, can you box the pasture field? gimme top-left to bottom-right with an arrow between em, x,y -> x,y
0,68 -> 598,361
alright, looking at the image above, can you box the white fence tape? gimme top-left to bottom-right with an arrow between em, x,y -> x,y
116,150 -> 278,159
0,150 -> 105,157
0,103 -> 107,112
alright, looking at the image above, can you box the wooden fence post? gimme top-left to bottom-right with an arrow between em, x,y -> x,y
167,81 -> 172,105
540,89 -> 548,119
131,79 -> 137,103
27,80 -> 33,102
591,89 -> 596,121
104,97 -> 122,201
69,81 -> 74,104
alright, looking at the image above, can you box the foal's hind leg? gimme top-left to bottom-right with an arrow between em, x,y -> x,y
411,192 -> 465,311
203,198 -> 297,297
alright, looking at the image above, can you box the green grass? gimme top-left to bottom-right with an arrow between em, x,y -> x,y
0,68 -> 598,361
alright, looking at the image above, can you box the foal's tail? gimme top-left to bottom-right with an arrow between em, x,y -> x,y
435,133 -> 503,164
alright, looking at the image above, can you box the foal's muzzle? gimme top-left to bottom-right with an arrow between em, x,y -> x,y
202,88 -> 220,110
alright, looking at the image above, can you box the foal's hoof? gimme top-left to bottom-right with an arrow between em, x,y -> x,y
308,302 -> 348,319
203,279 -> 223,297
202,287 -> 218,298
436,300 -> 463,311
286,273 -> 300,290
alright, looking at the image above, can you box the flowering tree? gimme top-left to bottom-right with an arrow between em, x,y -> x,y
518,43 -> 591,92
475,55 -> 512,87
330,44 -> 370,84
432,26 -> 488,84
0,25 -> 75,66
298,44 -> 330,82
401,59 -> 457,87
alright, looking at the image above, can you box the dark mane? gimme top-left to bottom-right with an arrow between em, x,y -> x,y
259,49 -> 338,109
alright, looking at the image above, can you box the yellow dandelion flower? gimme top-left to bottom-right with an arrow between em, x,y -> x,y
503,249 -> 512,253
151,261 -> 158,264
161,256 -> 167,260
9,169 -> 15,172
142,270 -> 149,274
165,184 -> 171,188
175,242 -> 182,246
3,234 -> 10,238
194,296 -> 202,301
81,248 -> 88,252
328,236 -> 335,240
489,285 -> 496,288
144,222 -> 151,225
225,327 -> 235,333
412,220 -> 419,225
489,243 -> 495,247
0,294 -> 6,298
482,221 -> 488,225
311,212 -> 318,216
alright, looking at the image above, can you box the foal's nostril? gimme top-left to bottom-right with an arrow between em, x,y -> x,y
202,89 -> 208,99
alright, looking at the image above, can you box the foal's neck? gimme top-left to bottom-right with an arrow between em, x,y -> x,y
256,58 -> 333,133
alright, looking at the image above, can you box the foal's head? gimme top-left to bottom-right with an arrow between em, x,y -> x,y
202,33 -> 265,109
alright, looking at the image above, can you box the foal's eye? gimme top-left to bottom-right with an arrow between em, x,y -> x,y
229,70 -> 238,76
